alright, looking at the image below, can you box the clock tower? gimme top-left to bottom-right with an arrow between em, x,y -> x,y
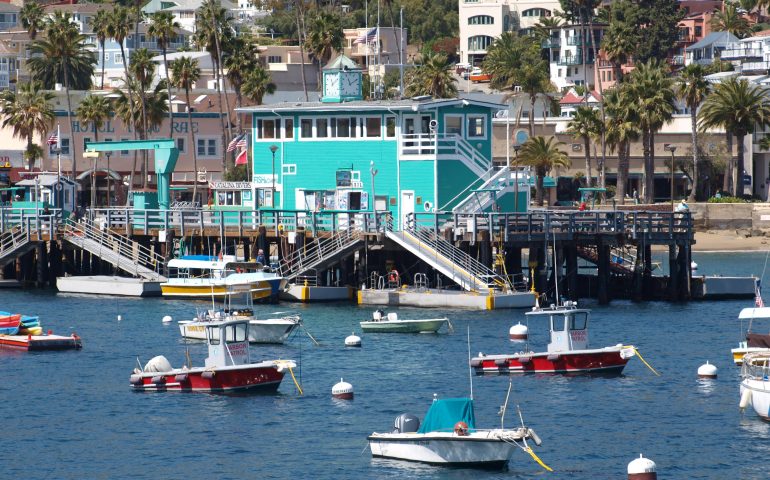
321,55 -> 363,103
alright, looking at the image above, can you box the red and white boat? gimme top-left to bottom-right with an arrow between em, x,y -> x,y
130,318 -> 296,393
471,302 -> 636,375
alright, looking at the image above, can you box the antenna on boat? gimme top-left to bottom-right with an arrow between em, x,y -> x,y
467,325 -> 473,400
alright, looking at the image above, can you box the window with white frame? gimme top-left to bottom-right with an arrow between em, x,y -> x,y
445,115 -> 463,135
365,116 -> 381,138
49,137 -> 70,156
300,118 -> 313,138
284,118 -> 294,139
385,116 -> 396,137
332,117 -> 356,138
256,118 -> 279,139
316,118 -> 329,138
467,115 -> 486,138
282,164 -> 297,175
115,53 -> 123,64
267,55 -> 282,63
197,137 -> 218,157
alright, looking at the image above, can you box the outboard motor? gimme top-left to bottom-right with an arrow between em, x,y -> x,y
393,413 -> 420,433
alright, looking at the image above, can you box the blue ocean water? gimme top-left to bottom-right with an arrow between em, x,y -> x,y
1,252 -> 768,479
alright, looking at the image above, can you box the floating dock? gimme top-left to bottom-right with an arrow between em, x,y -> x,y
280,284 -> 355,303
0,333 -> 83,351
692,276 -> 757,300
357,288 -> 536,310
56,276 -> 162,297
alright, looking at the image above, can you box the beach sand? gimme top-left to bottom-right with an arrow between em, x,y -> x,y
693,231 -> 770,252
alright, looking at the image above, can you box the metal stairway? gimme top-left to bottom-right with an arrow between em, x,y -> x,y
576,245 -> 638,275
0,225 -> 35,268
277,228 -> 364,283
452,167 -> 512,214
385,219 -> 513,292
62,218 -> 167,281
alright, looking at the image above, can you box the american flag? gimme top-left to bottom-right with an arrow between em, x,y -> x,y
354,27 -> 377,45
46,132 -> 58,146
757,280 -> 765,308
226,133 -> 247,152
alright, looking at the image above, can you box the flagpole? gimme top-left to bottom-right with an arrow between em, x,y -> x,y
56,123 -> 61,208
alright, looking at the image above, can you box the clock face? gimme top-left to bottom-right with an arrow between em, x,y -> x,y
324,73 -> 340,98
341,72 -> 360,96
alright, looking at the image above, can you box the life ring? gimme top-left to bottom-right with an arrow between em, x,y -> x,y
388,271 -> 398,283
454,421 -> 468,436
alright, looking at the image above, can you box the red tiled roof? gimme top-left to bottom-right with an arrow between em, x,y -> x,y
560,90 -> 602,105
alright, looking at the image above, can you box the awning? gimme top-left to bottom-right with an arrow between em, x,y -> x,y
528,176 -> 556,188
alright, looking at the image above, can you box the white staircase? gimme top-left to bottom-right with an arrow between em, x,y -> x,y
452,167 -> 528,214
277,228 -> 363,283
0,225 -> 34,268
385,218 -> 512,292
62,218 -> 167,281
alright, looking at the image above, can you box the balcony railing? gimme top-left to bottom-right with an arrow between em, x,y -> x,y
558,55 -> 593,66
542,38 -> 560,48
0,21 -> 16,31
669,55 -> 685,66
741,60 -> 770,72
139,40 -> 186,50
721,47 -> 763,60
566,35 -> 584,46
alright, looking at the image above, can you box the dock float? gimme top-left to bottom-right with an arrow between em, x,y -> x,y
56,275 -> 162,297
358,288 -> 536,310
280,284 -> 356,303
0,333 -> 83,351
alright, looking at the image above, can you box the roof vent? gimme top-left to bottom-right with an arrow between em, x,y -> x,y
412,95 -> 431,102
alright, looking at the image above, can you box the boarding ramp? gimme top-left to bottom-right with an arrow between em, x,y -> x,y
0,225 -> 35,267
385,216 -> 512,292
62,218 -> 167,281
451,167 -> 522,214
278,227 -> 364,283
576,245 -> 638,275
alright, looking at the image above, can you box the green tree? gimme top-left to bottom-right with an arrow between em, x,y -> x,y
28,12 -> 96,176
0,81 -> 54,171
626,60 -> 676,203
92,9 -> 111,90
603,85 -> 639,203
676,64 -> 710,201
170,56 -> 201,204
148,11 -> 181,138
518,136 -> 571,206
77,95 -> 112,206
20,2 -> 44,41
108,5 -> 139,150
699,77 -> 770,196
242,64 -> 276,106
404,50 -> 457,98
603,0 -> 683,65
129,48 -> 158,186
224,35 -> 260,131
305,10 -> 344,88
566,106 -> 601,187
711,3 -> 752,39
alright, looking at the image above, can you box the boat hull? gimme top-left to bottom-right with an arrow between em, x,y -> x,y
161,278 -> 284,301
368,432 -> 517,468
130,363 -> 286,393
472,346 -> 634,375
741,378 -> 770,421
360,319 -> 448,333
178,318 -> 299,344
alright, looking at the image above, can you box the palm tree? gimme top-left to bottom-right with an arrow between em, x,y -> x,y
604,85 -> 640,203
626,60 -> 676,203
129,47 -> 157,187
518,136 -> 571,206
699,77 -> 770,196
108,6 -> 138,143
0,81 -> 54,171
224,36 -> 259,131
242,65 -> 276,106
600,23 -> 635,84
20,2 -> 44,41
404,51 -> 457,98
77,95 -> 112,206
305,10 -> 343,87
676,64 -> 711,201
533,16 -> 562,43
92,9 -> 111,90
566,106 -> 601,187
170,56 -> 201,204
27,12 -> 96,177
711,3 -> 753,39
148,11 -> 181,139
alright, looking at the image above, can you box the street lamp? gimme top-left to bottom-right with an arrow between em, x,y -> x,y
513,144 -> 521,213
105,151 -> 112,208
269,144 -> 278,208
665,144 -> 677,209
370,160 -> 378,229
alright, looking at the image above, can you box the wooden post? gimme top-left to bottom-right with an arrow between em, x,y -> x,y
505,245 -> 523,287
478,229 -> 492,269
643,243 -> 653,300
565,242 -> 578,301
677,243 -> 691,300
668,244 -> 678,301
49,240 -> 62,284
597,241 -> 610,305
242,237 -> 251,262
36,242 -> 47,287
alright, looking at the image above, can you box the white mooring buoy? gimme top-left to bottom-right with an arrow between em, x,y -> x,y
628,454 -> 657,480
345,332 -> 361,347
117,315 -> 122,321
162,315 -> 173,324
698,361 -> 718,379
332,378 -> 354,400
509,322 -> 528,342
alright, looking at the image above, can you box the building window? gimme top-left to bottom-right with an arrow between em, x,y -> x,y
284,118 -> 294,139
256,118 -> 279,139
695,26 -> 702,37
467,116 -> 486,138
267,55 -> 282,63
316,118 -> 329,138
282,164 -> 297,175
444,115 -> 463,135
385,116 -> 396,137
50,137 -> 70,156
300,118 -> 313,138
331,117 -> 356,138
522,8 -> 550,17
83,136 -> 91,151
197,138 -> 217,157
468,35 -> 493,51
468,15 -> 494,25
176,137 -> 185,153
365,117 -> 381,137
217,190 -> 242,206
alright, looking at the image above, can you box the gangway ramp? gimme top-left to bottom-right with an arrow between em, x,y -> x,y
278,228 -> 363,282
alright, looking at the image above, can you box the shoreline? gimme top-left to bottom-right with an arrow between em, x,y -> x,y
690,231 -> 770,252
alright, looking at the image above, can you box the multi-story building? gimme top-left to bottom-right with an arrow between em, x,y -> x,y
685,31 -> 738,67
545,25 -> 602,91
718,31 -> 770,74
458,0 -> 560,66
142,0 -> 237,34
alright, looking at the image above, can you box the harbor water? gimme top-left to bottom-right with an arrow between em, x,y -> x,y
2,251 -> 768,479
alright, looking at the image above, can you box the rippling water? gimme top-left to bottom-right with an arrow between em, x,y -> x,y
2,252 -> 769,479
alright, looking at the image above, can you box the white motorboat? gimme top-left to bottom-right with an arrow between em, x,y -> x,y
368,396 -> 544,469
160,255 -> 286,302
740,352 -> 770,421
360,310 -> 449,333
732,306 -> 770,365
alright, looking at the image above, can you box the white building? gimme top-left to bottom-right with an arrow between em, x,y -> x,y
458,0 -> 560,66
545,25 -> 601,91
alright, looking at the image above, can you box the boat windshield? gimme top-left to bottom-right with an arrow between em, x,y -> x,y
225,323 -> 248,343
570,312 -> 588,330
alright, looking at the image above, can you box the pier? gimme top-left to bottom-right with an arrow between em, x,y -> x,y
0,206 -> 698,304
